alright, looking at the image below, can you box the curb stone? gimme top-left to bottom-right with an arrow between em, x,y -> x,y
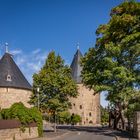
111,134 -> 118,140
114,136 -> 119,140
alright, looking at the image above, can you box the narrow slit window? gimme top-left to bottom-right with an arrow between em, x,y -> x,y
89,112 -> 92,117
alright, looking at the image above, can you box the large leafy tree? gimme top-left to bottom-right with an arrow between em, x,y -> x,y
81,1 -> 140,129
30,51 -> 78,117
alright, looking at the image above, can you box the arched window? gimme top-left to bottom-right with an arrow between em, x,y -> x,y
89,120 -> 93,124
6,74 -> 12,81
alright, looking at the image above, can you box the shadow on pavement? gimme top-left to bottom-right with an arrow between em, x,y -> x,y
55,125 -> 137,140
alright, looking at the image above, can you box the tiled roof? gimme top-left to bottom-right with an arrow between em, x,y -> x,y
0,53 -> 32,90
70,49 -> 83,83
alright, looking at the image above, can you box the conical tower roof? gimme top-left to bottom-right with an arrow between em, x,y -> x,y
0,53 -> 32,90
70,49 -> 83,83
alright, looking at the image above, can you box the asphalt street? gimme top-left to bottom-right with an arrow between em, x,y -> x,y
34,126 -> 137,140
42,127 -> 116,140
54,131 -> 114,140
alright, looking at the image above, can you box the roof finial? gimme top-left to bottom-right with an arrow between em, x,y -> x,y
5,42 -> 9,53
77,43 -> 80,50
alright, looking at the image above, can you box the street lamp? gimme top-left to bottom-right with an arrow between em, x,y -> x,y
37,87 -> 40,110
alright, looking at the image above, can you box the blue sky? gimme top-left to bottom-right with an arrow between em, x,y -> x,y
1,0 -> 138,107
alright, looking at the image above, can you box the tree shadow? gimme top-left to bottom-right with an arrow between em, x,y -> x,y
56,125 -> 137,139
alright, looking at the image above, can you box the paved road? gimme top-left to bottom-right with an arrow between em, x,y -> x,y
54,131 -> 114,140
34,126 -> 137,140
41,127 -> 115,140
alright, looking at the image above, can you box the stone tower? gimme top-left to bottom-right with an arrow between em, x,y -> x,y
0,52 -> 32,109
69,49 -> 100,125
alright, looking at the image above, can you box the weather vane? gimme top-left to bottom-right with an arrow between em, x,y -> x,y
5,42 -> 9,53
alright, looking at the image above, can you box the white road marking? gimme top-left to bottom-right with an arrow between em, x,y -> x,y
78,132 -> 81,135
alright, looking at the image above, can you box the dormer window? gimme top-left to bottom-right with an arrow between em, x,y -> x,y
6,74 -> 12,81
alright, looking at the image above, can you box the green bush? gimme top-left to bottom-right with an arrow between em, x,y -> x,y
1,102 -> 43,136
101,106 -> 109,125
71,114 -> 81,125
58,111 -> 71,124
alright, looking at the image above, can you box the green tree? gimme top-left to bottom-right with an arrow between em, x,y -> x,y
58,111 -> 71,124
30,51 -> 78,130
71,114 -> 81,125
47,98 -> 65,132
101,106 -> 109,125
125,91 -> 140,129
81,1 -> 140,129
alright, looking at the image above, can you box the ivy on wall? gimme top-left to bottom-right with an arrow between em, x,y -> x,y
0,102 -> 43,136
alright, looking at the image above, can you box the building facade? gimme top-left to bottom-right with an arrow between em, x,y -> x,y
0,52 -> 32,109
69,49 -> 100,125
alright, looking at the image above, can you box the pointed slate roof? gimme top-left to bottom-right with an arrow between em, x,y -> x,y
70,49 -> 83,83
0,53 -> 32,90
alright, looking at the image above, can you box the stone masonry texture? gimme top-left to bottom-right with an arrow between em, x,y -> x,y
0,87 -> 32,109
69,84 -> 100,125
0,127 -> 38,140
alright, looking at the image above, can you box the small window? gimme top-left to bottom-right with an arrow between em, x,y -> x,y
80,105 -> 82,109
89,120 -> 93,124
89,112 -> 92,117
6,74 -> 12,81
73,103 -> 75,106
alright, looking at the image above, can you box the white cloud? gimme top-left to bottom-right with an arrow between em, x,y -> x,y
27,62 -> 41,72
12,49 -> 48,84
16,56 -> 26,65
32,49 -> 41,55
10,49 -> 22,55
65,59 -> 71,66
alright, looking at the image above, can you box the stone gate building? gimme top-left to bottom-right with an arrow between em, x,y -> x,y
69,49 -> 100,125
0,52 -> 32,109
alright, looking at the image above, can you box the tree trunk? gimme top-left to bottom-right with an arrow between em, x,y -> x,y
113,116 -> 119,129
113,109 -> 125,130
54,113 -> 57,133
109,112 -> 112,128
120,112 -> 125,130
127,118 -> 131,131
113,111 -> 121,129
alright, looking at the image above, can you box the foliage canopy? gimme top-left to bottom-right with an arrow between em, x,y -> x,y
81,0 -> 140,128
30,51 -> 78,115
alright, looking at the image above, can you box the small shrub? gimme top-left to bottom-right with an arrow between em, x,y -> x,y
1,102 -> 43,136
58,111 -> 71,124
71,114 -> 81,125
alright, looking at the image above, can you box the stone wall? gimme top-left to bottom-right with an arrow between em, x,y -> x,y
0,87 -> 32,109
69,84 -> 100,126
0,127 -> 38,140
